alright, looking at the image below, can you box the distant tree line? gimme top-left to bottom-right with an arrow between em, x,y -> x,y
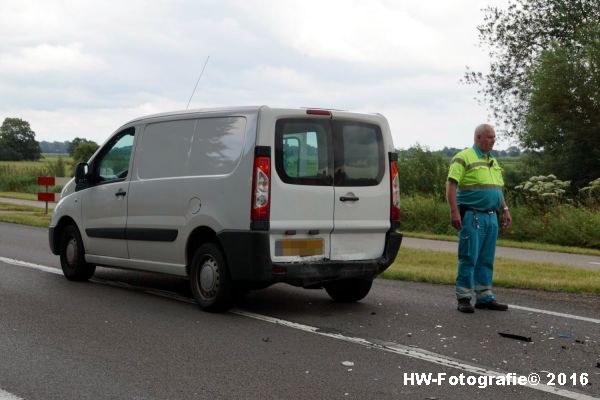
39,141 -> 71,154
397,145 -> 522,159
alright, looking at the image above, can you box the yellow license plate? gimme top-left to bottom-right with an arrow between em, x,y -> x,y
275,239 -> 324,257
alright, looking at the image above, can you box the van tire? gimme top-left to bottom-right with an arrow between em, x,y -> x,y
59,225 -> 96,281
324,278 -> 373,302
190,243 -> 234,312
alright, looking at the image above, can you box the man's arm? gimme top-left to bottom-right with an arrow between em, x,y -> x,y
446,179 -> 462,230
501,194 -> 512,229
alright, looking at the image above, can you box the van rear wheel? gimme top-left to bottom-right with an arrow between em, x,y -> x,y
59,225 -> 96,281
325,278 -> 373,303
190,243 -> 234,312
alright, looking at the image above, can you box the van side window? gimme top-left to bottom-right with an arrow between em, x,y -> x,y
96,129 -> 135,182
136,117 -> 246,179
275,119 -> 331,186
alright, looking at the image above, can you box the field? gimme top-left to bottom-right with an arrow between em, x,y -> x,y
0,155 -> 73,194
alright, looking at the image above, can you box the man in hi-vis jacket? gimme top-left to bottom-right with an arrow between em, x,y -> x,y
446,124 -> 512,313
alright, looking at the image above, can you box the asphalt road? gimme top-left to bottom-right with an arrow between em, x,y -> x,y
0,222 -> 599,399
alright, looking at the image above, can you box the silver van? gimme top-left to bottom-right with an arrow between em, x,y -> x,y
49,106 -> 402,311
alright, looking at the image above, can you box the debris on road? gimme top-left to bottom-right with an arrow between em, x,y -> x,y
498,332 -> 533,342
559,333 -> 573,339
341,361 -> 354,367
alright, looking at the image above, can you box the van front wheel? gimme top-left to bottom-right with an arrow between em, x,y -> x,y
59,225 -> 96,281
190,243 -> 234,312
325,278 -> 373,303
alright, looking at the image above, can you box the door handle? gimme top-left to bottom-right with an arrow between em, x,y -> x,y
115,189 -> 127,197
340,196 -> 359,202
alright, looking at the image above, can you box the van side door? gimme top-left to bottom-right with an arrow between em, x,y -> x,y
80,128 -> 135,259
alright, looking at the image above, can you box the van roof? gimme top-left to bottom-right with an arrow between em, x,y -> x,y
124,106 -> 266,125
121,106 -> 384,127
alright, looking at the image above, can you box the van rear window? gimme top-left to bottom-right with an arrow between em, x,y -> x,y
334,122 -> 384,186
275,119 -> 332,186
275,119 -> 384,186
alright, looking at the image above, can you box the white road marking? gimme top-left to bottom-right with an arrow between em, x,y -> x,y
510,304 -> 600,324
589,262 -> 600,265
233,309 -> 596,400
0,256 -> 62,276
0,388 -> 23,400
1,256 -> 599,399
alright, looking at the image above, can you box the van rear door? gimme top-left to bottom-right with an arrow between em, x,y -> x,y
330,119 -> 389,260
270,118 -> 334,262
270,113 -> 390,262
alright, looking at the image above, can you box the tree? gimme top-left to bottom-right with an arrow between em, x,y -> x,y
72,141 -> 99,165
0,118 -> 41,161
68,137 -> 96,157
464,0 -> 600,140
465,0 -> 600,188
524,22 -> 600,187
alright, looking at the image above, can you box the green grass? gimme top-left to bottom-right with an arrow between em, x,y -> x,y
0,192 -> 38,201
404,231 -> 600,256
382,247 -> 600,294
0,203 -> 45,212
0,213 -> 51,228
0,201 -> 51,227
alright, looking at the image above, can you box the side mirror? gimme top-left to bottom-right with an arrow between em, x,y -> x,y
75,163 -> 90,190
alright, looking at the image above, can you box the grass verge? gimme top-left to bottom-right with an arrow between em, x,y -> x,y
0,213 -> 52,228
404,231 -> 600,257
0,192 -> 38,201
382,248 -> 600,295
0,202 -> 51,228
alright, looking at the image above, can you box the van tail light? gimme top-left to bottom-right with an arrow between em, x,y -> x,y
389,153 -> 400,223
251,147 -> 271,230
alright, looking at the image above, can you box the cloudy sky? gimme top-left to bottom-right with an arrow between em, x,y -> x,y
1,0 -> 511,150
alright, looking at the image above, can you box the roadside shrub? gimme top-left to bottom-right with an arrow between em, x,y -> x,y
579,178 -> 600,208
397,146 -> 449,199
501,204 -> 600,248
401,194 -> 600,249
400,195 -> 454,235
513,174 -> 571,212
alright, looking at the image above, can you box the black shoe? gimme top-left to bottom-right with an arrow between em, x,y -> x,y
457,298 -> 474,313
475,300 -> 508,311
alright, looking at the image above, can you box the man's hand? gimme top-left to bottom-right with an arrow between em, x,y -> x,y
503,209 -> 512,229
446,180 -> 462,231
451,209 -> 462,231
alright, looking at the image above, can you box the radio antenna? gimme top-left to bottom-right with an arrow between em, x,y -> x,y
186,55 -> 210,110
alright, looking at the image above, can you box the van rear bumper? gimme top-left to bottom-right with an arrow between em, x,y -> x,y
217,230 -> 402,288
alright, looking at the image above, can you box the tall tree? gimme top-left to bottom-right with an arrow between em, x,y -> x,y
464,0 -> 600,140
525,22 -> 600,187
465,0 -> 600,187
0,118 -> 41,161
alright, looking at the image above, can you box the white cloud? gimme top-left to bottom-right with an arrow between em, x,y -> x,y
0,0 -> 509,149
0,43 -> 105,74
